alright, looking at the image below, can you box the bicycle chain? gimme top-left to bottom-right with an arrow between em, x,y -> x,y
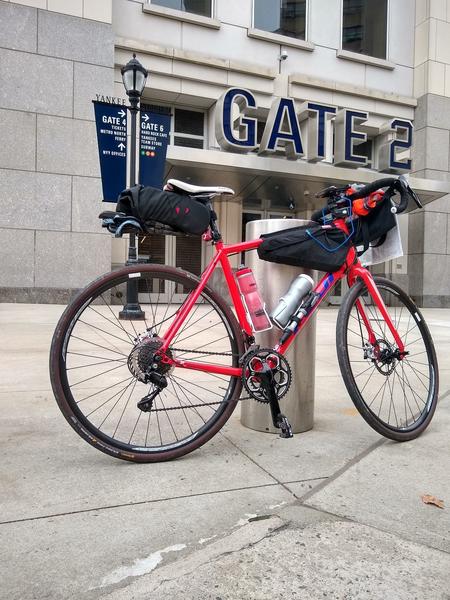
170,347 -> 237,357
147,346 -> 251,412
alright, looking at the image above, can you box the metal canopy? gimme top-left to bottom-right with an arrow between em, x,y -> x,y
165,146 -> 449,212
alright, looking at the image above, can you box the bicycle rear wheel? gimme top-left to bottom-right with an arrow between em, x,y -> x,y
50,264 -> 244,462
336,276 -> 439,441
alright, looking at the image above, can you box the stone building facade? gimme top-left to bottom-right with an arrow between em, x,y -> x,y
0,0 -> 449,306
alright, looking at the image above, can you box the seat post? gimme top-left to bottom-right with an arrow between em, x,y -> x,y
207,201 -> 222,242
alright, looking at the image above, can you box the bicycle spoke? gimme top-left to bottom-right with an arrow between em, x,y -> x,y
78,318 -> 131,350
112,379 -> 137,439
55,267 -> 240,458
342,279 -> 436,437
87,379 -> 135,419
66,357 -> 127,370
171,378 -> 208,423
70,336 -> 128,358
97,380 -> 135,426
77,376 -> 134,404
168,379 -> 195,434
70,362 -> 127,388
90,300 -> 135,343
354,364 -> 376,379
128,410 -> 143,445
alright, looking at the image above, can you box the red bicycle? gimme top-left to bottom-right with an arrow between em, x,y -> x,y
50,176 -> 439,462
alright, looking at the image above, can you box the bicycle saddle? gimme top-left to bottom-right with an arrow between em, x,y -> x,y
165,178 -> 235,196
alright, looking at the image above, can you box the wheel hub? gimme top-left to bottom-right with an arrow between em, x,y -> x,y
372,339 -> 397,375
128,333 -> 173,383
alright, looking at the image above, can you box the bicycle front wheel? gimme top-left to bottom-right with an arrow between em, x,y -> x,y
336,276 -> 438,441
50,264 -> 244,462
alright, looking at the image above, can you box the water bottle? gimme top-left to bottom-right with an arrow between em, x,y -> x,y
271,274 -> 314,329
235,266 -> 272,332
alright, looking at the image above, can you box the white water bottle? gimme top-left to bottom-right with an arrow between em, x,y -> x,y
271,274 -> 314,329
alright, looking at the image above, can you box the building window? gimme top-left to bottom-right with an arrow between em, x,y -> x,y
342,0 -> 388,59
254,0 -> 307,40
151,0 -> 212,18
173,108 -> 205,149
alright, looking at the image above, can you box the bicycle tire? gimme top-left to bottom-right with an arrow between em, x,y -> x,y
50,264 -> 245,462
336,276 -> 439,441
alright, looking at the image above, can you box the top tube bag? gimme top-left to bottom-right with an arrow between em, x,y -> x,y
257,224 -> 350,272
116,185 -> 211,236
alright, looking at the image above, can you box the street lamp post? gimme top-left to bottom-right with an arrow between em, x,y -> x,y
119,54 -> 148,321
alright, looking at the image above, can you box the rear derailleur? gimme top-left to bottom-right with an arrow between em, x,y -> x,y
137,371 -> 167,412
241,348 -> 293,439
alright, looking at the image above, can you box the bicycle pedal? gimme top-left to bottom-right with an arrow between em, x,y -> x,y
278,415 -> 293,439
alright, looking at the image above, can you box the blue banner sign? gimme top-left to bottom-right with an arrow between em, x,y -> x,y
139,110 -> 171,189
93,101 -> 127,202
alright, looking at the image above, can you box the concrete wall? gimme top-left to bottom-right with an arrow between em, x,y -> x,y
0,0 -> 114,302
112,0 -> 416,114
411,0 -> 450,306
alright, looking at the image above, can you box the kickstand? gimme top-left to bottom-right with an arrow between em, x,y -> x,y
258,364 -> 293,439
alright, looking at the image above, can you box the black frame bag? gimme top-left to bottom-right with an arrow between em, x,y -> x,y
116,185 -> 211,236
352,198 -> 397,254
257,224 -> 350,272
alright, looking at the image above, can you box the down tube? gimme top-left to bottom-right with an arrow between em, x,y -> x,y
276,269 -> 345,355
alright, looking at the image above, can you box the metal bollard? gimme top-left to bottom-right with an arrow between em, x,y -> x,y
240,219 -> 316,434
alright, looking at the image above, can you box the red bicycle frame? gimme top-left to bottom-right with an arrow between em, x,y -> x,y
160,219 -> 404,378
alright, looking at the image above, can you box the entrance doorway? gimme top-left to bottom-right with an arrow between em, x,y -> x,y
138,233 -> 203,302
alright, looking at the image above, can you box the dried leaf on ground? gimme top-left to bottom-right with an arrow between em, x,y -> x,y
421,494 -> 444,509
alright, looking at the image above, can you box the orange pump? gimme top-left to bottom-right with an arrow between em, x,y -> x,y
352,190 -> 385,216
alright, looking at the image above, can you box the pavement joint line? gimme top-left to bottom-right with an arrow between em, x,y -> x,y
0,481 -> 293,527
294,387 -> 450,505
297,436 -> 387,504
221,433 -> 296,500
439,388 -> 450,401
296,501 -> 450,558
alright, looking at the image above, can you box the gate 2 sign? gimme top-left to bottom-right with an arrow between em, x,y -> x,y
215,88 -> 412,173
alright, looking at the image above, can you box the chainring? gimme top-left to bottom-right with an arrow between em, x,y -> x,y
242,348 -> 291,403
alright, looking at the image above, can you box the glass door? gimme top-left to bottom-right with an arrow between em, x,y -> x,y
138,233 -> 203,302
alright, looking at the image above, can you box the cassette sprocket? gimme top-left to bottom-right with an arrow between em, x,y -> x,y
242,348 -> 291,403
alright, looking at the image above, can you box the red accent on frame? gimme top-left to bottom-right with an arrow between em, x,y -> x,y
172,358 -> 242,377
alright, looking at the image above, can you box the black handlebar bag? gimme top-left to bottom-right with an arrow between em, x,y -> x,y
116,185 -> 210,235
352,197 -> 397,254
257,225 -> 350,272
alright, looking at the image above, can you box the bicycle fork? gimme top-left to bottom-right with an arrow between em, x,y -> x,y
349,267 -> 406,356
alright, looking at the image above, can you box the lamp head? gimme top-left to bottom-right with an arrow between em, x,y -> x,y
121,53 -> 148,101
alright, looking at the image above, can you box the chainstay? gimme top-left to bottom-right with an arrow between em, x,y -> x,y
151,396 -> 252,412
149,347 -> 250,412
170,347 -> 238,357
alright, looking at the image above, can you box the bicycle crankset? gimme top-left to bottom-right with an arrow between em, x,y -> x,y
241,348 -> 293,439
242,348 -> 292,403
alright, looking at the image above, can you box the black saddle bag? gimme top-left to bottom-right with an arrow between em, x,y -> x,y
257,224 -> 350,272
116,185 -> 211,236
352,198 -> 397,254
